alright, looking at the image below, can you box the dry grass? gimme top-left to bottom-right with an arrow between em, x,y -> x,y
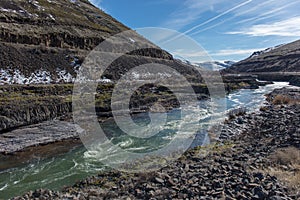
266,147 -> 300,193
259,106 -> 269,112
272,95 -> 299,105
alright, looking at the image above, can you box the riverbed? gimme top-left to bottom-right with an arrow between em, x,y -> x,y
0,82 -> 296,199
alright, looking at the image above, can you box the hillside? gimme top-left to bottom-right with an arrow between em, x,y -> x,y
0,0 -> 266,132
0,0 -> 177,84
225,39 -> 300,73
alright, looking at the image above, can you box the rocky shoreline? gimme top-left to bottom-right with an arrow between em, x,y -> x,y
10,88 -> 300,199
0,120 -> 79,155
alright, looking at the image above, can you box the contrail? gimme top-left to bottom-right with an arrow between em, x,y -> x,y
236,1 -> 300,25
190,0 -> 277,35
162,0 -> 253,44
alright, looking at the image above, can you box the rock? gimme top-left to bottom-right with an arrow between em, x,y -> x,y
0,120 -> 79,154
154,177 -> 164,184
252,186 -> 268,199
200,186 -> 207,191
254,172 -> 264,181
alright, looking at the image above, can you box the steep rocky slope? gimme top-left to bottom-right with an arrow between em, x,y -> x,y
0,0 -> 128,49
225,39 -> 300,73
0,0 -> 177,84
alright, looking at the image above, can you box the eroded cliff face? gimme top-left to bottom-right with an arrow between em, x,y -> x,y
0,84 -> 73,132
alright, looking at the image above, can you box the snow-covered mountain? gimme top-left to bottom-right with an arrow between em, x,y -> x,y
194,61 -> 236,71
176,59 -> 236,71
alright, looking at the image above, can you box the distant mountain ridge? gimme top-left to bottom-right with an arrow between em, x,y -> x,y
177,59 -> 235,71
195,60 -> 236,71
225,39 -> 300,73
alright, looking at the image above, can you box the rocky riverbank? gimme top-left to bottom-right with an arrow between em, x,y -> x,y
0,77 -> 268,155
0,120 -> 80,154
11,87 -> 300,199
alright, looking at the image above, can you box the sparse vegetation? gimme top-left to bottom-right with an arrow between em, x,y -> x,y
266,147 -> 300,193
272,94 -> 299,105
259,106 -> 269,112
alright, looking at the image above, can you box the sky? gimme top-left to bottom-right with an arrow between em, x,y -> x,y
89,0 -> 300,62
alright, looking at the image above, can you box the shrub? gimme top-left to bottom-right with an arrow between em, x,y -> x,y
267,147 -> 300,193
272,95 -> 299,105
269,147 -> 300,165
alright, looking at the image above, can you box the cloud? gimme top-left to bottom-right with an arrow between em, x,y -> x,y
89,0 -> 101,5
162,0 -> 300,39
186,0 -> 252,36
172,49 -> 209,58
235,1 -> 299,25
88,0 -> 104,10
211,48 -> 263,56
227,16 -> 300,36
162,0 -> 245,30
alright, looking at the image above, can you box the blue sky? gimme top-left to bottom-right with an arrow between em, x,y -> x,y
90,0 -> 300,62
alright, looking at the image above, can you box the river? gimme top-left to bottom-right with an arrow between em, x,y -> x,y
0,82 -> 295,199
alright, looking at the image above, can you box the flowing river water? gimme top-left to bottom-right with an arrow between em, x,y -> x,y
0,82 -> 296,199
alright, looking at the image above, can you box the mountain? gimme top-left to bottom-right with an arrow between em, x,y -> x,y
0,0 -> 192,84
176,59 -> 235,71
225,40 -> 300,73
195,61 -> 236,71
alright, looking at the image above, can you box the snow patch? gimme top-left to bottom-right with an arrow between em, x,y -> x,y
129,38 -> 136,43
249,44 -> 285,58
0,8 -> 18,14
98,78 -> 113,83
27,70 -> 51,84
29,0 -> 45,11
57,69 -> 74,83
0,68 -> 112,85
48,14 -> 55,21
0,69 -> 75,85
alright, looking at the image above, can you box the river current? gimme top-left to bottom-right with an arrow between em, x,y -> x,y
0,82 -> 295,199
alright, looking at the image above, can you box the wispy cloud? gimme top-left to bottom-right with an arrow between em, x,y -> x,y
89,0 -> 101,5
211,48 -> 263,56
235,1 -> 299,25
162,0 -> 300,37
162,0 -> 252,44
163,0 -> 244,30
228,16 -> 300,36
187,0 -> 252,36
89,0 -> 104,10
172,49 -> 209,58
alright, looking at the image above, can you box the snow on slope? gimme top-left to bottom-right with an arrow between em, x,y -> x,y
177,59 -> 235,71
195,61 -> 236,71
249,44 -> 285,59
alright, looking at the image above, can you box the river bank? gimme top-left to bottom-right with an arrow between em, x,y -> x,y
9,87 -> 300,199
0,76 -> 270,155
